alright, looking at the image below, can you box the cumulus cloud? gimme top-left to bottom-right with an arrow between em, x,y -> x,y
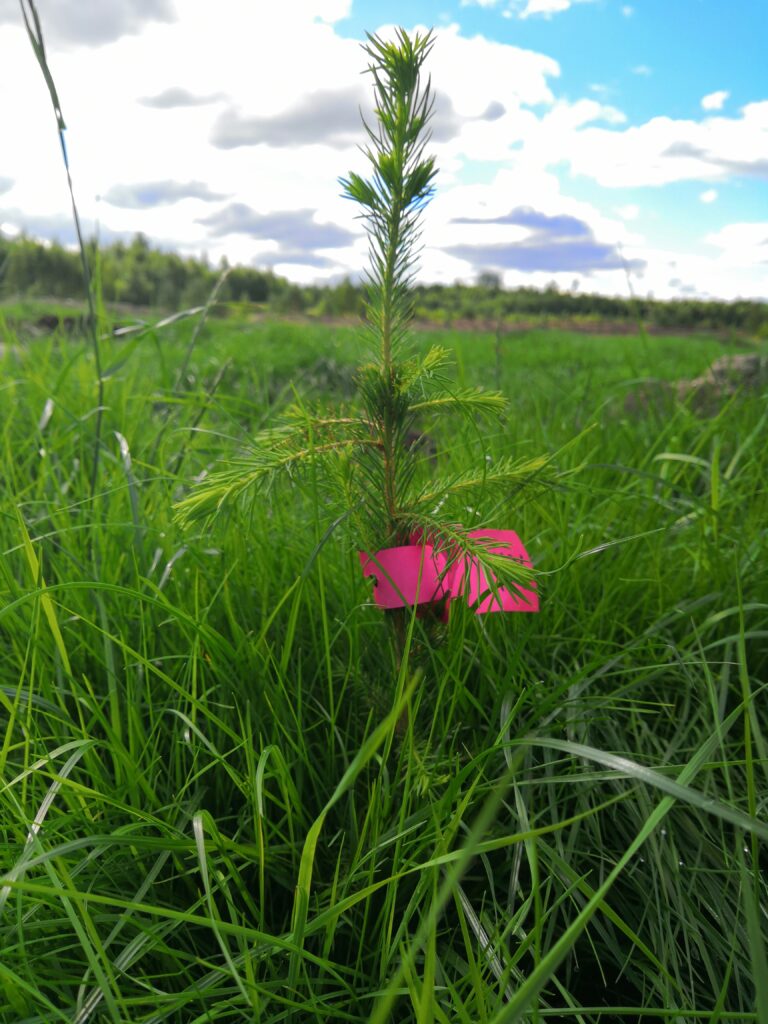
298,0 -> 351,22
0,206 -> 133,247
139,87 -> 225,109
431,92 -> 514,142
103,181 -> 230,209
445,205 -> 643,274
256,250 -> 339,270
461,0 -> 601,17
699,189 -> 718,203
1,3 -> 760,299
0,0 -> 175,47
210,85 -> 500,151
429,23 -> 560,110
211,86 -> 367,150
667,278 -> 699,296
701,90 -> 729,111
480,100 -> 506,122
197,204 -> 357,250
663,139 -> 768,181
520,0 -> 571,17
563,102 -> 768,187
455,207 -> 591,237
704,221 -> 768,263
195,204 -> 359,273
446,238 -> 633,274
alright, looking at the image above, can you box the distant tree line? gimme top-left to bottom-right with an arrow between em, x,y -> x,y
0,232 -> 284,311
1,230 -> 766,334
412,280 -> 768,335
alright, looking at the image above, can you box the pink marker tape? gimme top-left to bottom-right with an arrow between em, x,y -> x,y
357,543 -> 448,608
359,528 -> 538,616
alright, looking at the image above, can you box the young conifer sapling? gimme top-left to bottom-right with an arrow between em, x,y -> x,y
175,29 -> 546,622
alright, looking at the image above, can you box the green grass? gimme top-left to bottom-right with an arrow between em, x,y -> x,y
0,312 -> 766,1022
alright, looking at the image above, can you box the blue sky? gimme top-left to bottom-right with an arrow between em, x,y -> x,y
342,0 -> 767,261
0,0 -> 765,300
341,0 -> 765,123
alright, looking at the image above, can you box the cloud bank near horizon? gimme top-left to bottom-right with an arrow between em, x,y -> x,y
0,3 -> 764,301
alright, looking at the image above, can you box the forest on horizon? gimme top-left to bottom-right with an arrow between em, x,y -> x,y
1,229 -> 766,334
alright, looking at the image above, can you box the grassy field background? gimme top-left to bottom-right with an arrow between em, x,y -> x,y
0,310 -> 766,1022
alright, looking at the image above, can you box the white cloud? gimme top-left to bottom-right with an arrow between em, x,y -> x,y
312,0 -> 353,22
704,221 -> 768,259
427,23 -> 560,111
623,222 -> 766,301
632,65 -> 652,76
0,0 -> 175,47
520,0 -> 571,17
699,189 -> 718,203
1,6 -> 764,301
621,5 -> 634,15
629,245 -> 766,300
0,11 -> 571,283
0,3 -> 369,277
510,99 -> 626,172
558,104 -> 768,188
423,165 -> 645,288
463,0 -> 598,17
701,90 -> 729,111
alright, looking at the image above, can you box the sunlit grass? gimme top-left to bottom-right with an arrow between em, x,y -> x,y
0,313 -> 766,1022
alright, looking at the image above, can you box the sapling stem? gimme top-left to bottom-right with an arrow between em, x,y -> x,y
175,29 -> 542,651
341,29 -> 437,543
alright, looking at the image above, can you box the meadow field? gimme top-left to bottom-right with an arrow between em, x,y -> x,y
0,310 -> 766,1023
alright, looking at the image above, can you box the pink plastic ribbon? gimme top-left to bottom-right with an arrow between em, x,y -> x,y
359,529 -> 538,616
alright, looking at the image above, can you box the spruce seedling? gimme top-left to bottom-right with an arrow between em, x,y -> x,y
175,28 -> 547,615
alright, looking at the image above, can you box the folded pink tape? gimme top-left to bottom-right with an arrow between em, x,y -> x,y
359,529 -> 538,615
